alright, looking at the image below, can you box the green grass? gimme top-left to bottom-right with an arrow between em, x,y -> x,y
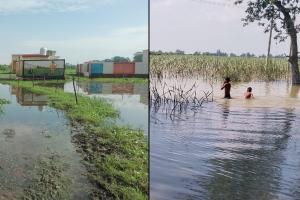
65,67 -> 76,76
0,98 -> 10,113
23,68 -> 64,77
0,65 -> 11,74
2,80 -> 148,200
150,54 -> 290,81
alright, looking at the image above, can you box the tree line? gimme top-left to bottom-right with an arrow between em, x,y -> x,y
150,49 -> 287,58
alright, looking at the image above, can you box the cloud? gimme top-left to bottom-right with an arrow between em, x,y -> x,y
0,0 -> 112,14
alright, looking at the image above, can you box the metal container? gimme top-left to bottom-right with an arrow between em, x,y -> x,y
90,62 -> 103,76
103,62 -> 113,74
113,62 -> 135,75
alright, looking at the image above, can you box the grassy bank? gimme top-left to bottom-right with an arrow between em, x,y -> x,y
0,65 -> 11,74
3,80 -> 148,200
150,54 -> 290,81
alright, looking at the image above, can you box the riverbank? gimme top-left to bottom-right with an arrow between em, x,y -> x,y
1,80 -> 148,200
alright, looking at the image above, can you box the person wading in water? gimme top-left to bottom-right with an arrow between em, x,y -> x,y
221,77 -> 231,99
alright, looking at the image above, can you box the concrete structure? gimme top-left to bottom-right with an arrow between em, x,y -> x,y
134,49 -> 148,76
11,48 -> 65,79
76,49 -> 148,78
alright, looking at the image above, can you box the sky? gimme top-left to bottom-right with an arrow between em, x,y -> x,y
0,0 -> 148,64
150,0 -> 296,56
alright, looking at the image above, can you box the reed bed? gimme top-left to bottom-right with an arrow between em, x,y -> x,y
150,54 -> 290,81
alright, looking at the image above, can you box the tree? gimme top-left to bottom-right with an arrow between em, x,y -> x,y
175,49 -> 185,54
133,53 -> 143,62
235,0 -> 300,84
111,56 -> 130,62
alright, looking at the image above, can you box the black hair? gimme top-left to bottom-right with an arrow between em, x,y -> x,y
247,87 -> 252,92
225,77 -> 230,82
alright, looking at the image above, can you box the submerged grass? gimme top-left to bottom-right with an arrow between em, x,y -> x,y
150,54 -> 290,82
3,80 -> 148,200
0,98 -> 10,113
23,154 -> 71,200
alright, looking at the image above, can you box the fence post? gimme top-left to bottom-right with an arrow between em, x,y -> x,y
72,76 -> 78,104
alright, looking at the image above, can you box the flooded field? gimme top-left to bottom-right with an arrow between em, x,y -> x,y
0,84 -> 93,199
64,81 -> 148,133
150,79 -> 300,200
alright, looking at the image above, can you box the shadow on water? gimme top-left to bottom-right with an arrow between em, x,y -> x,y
0,84 -> 94,199
150,80 -> 300,200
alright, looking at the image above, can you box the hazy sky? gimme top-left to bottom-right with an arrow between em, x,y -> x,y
0,0 -> 148,64
151,0 -> 296,56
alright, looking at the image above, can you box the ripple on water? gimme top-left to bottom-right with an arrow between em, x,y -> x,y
151,95 -> 300,200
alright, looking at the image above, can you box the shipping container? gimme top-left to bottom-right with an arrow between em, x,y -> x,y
90,63 -> 103,76
19,59 -> 65,79
103,62 -> 114,74
113,62 -> 135,75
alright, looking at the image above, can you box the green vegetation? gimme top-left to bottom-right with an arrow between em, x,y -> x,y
2,80 -> 148,200
0,65 -> 11,74
23,68 -> 64,78
0,98 -> 10,113
150,54 -> 290,81
65,66 -> 76,76
24,154 -> 71,200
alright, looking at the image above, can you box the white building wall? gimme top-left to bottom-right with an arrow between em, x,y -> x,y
82,63 -> 89,74
135,62 -> 148,75
103,62 -> 113,74
143,49 -> 149,64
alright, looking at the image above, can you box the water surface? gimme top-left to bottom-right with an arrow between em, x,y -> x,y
64,81 -> 148,134
151,79 -> 300,200
0,84 -> 93,199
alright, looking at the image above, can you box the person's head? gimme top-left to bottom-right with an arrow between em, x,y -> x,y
247,87 -> 252,92
224,77 -> 230,82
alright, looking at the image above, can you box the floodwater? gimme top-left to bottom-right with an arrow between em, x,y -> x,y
150,79 -> 300,200
0,84 -> 93,199
64,81 -> 148,134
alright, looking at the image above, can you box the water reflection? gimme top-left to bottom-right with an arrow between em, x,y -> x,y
0,84 -> 93,199
64,81 -> 148,133
74,81 -> 148,105
150,80 -> 300,200
10,86 -> 48,111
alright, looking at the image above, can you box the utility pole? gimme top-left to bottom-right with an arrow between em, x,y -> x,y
266,6 -> 274,66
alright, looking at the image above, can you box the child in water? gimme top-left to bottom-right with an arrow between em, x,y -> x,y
244,87 -> 254,99
221,77 -> 231,99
